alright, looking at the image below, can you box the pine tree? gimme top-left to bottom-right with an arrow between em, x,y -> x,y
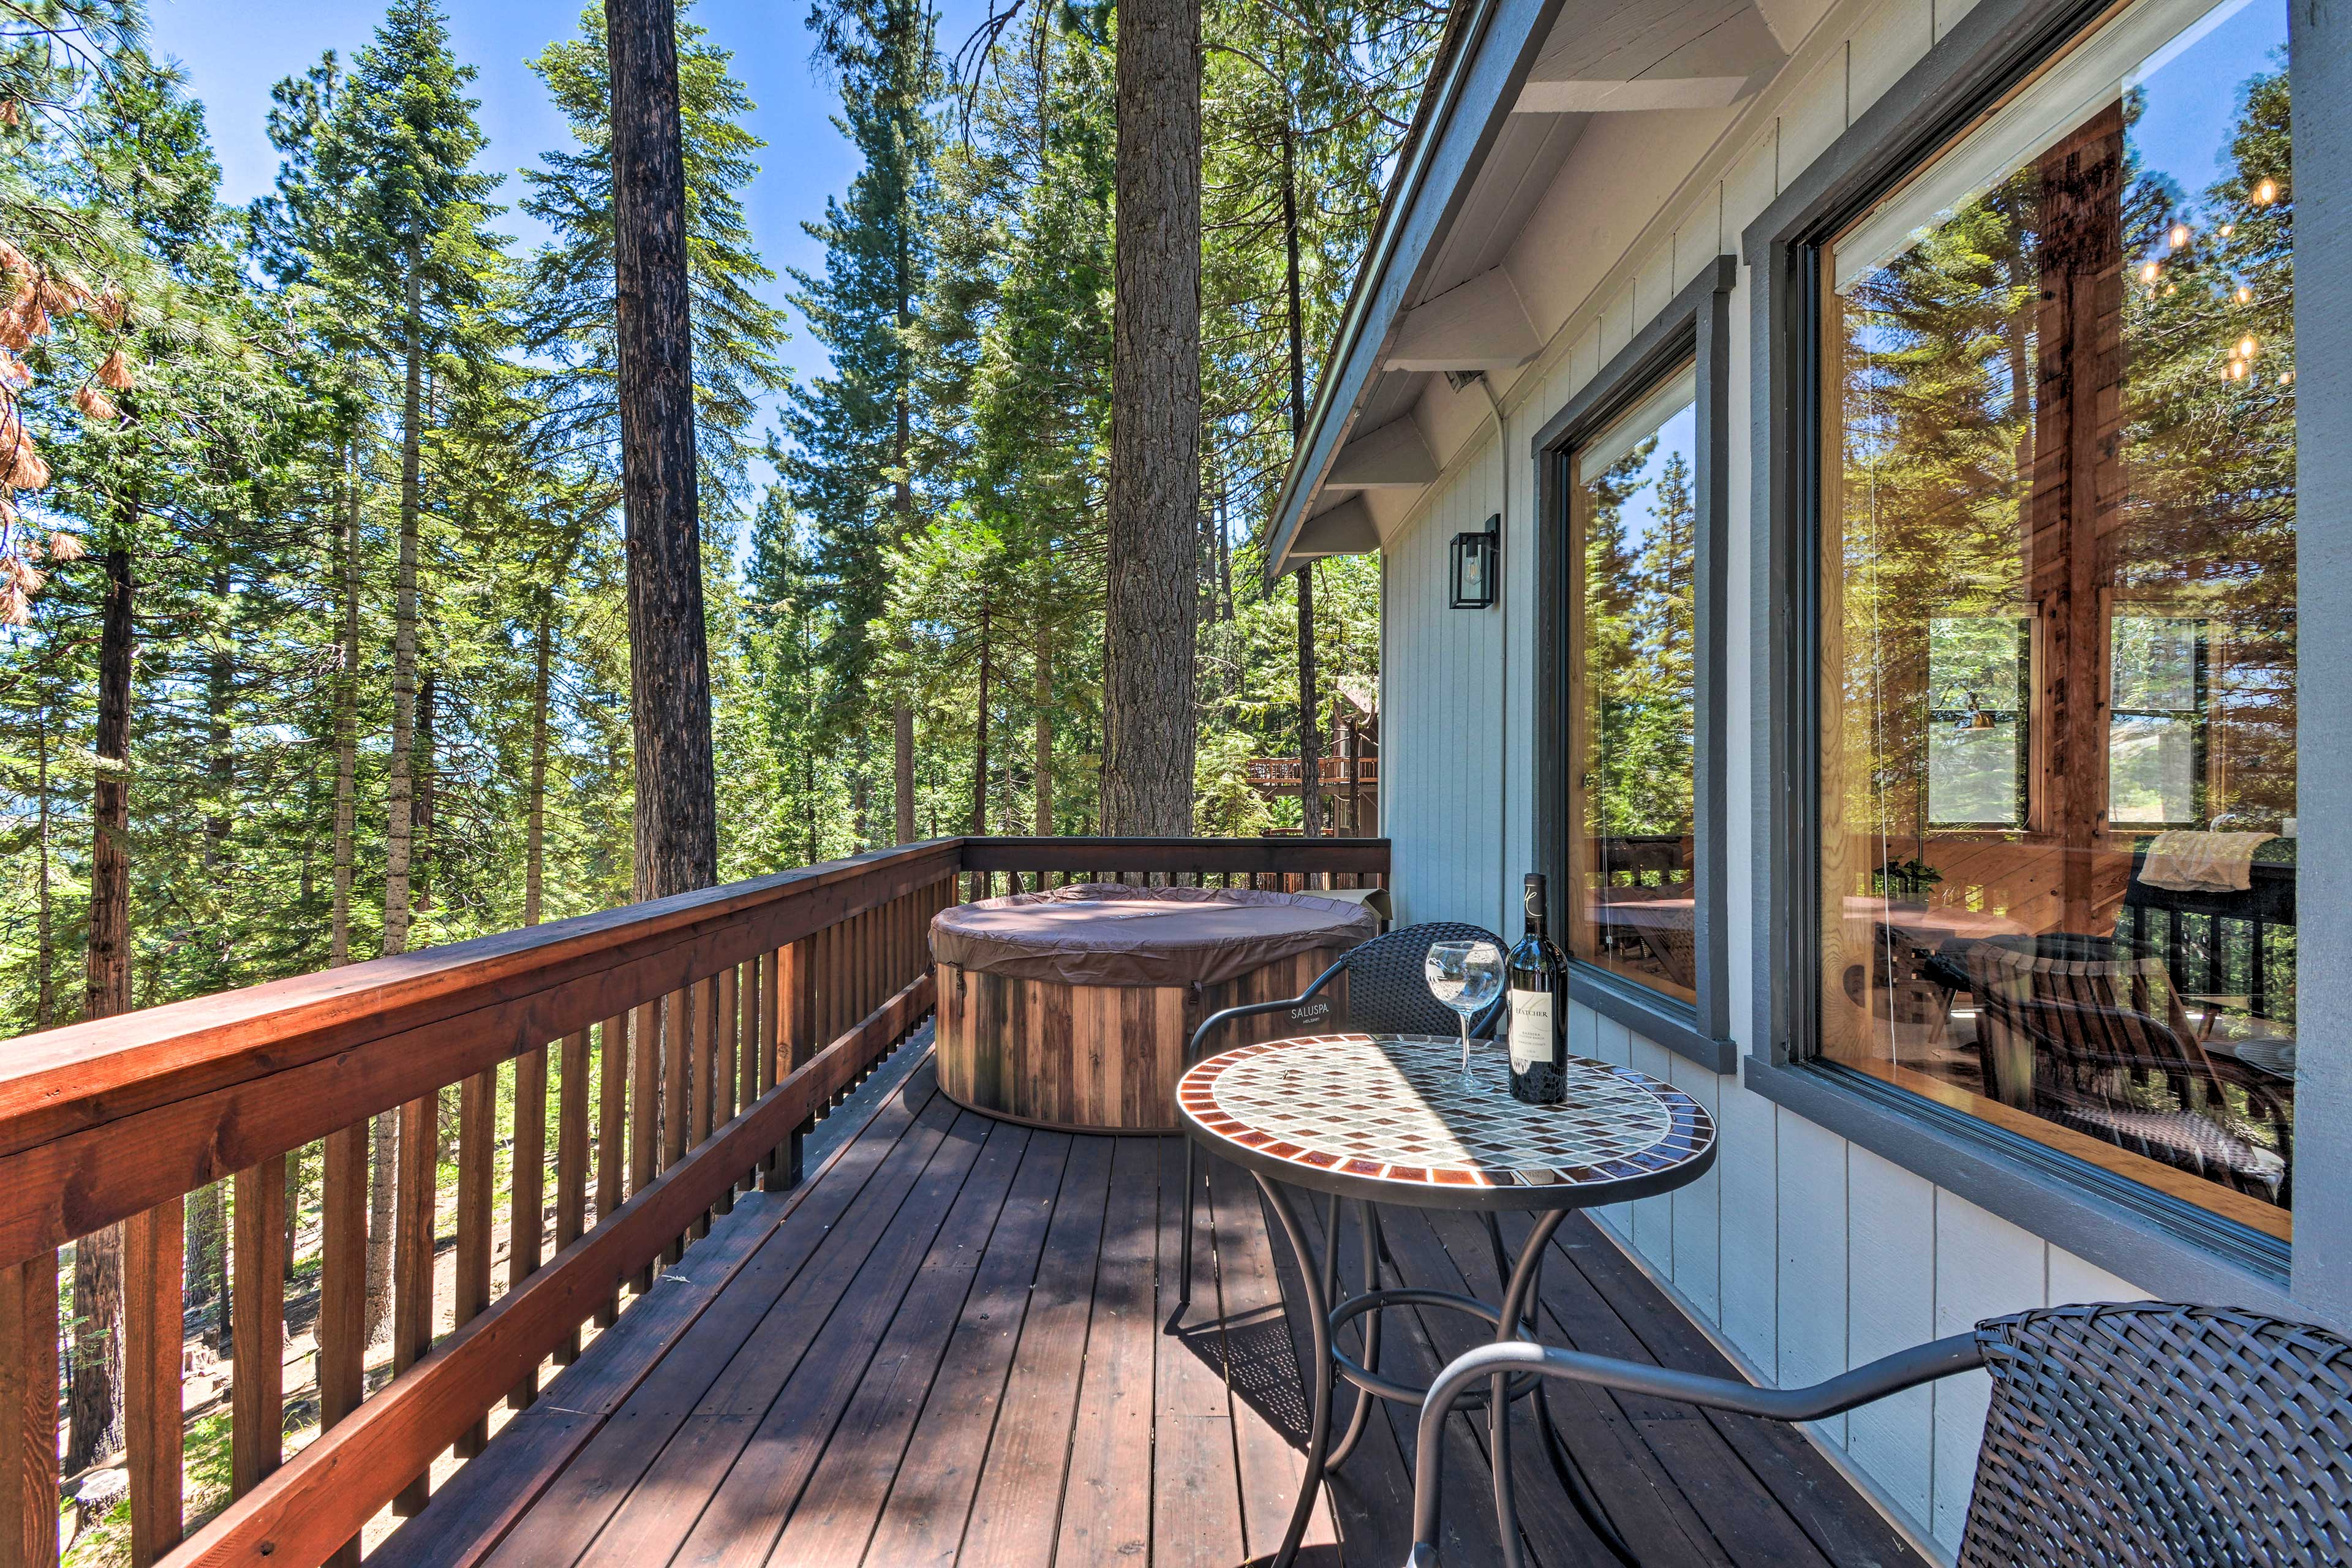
786,0 -> 935,839
524,1 -> 791,501
307,0 -> 507,956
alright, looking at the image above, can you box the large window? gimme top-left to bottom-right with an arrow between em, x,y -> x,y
1570,364 -> 1701,1005
1819,0 -> 2296,1235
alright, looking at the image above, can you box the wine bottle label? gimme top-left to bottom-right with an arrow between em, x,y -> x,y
1509,987 -> 1554,1074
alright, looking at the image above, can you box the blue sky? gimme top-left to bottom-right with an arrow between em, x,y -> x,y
146,0 -> 987,503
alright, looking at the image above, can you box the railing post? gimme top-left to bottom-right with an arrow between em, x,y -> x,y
231,1153 -> 287,1497
125,1199 -> 184,1564
508,1039 -> 548,1405
628,998 -> 658,1292
1,1249 -> 59,1568
391,1093 -> 437,1515
597,1012 -> 628,1325
556,1027 -> 592,1361
318,1120 -> 366,1567
764,937 -> 813,1192
454,1065 -> 494,1455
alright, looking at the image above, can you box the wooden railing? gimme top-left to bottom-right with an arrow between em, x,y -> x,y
0,835 -> 1389,1568
958,835 -> 1390,900
1242,755 -> 1380,789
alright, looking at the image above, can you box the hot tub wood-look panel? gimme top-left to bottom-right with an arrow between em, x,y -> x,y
935,948 -> 1351,1133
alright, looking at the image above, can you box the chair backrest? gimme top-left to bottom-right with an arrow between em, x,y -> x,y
1959,1303 -> 2352,1568
1964,932 -> 2217,1098
1336,921 -> 1507,1038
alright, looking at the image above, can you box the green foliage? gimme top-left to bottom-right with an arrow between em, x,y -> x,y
0,0 -> 1437,1039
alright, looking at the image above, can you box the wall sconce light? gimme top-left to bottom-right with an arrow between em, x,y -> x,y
1451,518 -> 1499,609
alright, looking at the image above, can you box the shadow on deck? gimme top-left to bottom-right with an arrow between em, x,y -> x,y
375,1050 -> 1929,1568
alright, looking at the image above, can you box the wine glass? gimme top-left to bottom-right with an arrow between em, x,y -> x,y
1425,940 -> 1506,1090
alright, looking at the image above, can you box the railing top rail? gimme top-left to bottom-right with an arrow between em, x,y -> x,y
0,839 -> 962,1158
960,836 -> 1391,873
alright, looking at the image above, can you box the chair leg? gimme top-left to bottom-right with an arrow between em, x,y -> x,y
1179,1139 -> 1197,1309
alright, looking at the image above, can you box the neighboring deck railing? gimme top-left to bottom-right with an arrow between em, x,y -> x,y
0,835 -> 1388,1568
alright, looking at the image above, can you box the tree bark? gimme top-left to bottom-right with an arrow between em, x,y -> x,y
70,537 -> 136,1471
1101,0 -> 1202,836
331,438 -> 360,967
526,603 -> 552,925
196,560 -> 233,1345
972,599 -> 992,835
283,1142 -> 303,1284
1280,106 -> 1320,840
413,669 -> 436,914
369,385 -> 406,1354
1215,483 -> 1231,623
206,560 -> 235,978
385,251 -> 423,959
364,1110 -> 395,1344
189,1182 -> 227,1350
894,224 -> 918,848
608,0 -> 718,901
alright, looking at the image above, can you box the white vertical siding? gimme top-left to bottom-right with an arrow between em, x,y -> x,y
1370,0 -> 2166,1556
1382,431 -> 1510,937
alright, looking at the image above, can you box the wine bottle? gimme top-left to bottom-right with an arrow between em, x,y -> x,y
1507,873 -> 1569,1104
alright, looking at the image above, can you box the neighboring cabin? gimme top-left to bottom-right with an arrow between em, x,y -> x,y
1265,0 -> 2344,1551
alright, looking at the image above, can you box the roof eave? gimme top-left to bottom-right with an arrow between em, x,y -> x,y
1259,0 -> 1566,588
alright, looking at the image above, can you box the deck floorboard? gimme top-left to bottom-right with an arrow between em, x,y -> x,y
382,1051 -> 1934,1568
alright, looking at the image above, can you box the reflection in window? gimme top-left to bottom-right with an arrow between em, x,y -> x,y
1569,364 -> 1700,1004
1928,616 -> 2029,828
1818,0 -> 2296,1235
2109,614 -> 2206,825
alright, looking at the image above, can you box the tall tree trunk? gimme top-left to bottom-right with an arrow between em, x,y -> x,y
284,1142 -> 303,1285
371,267 -> 426,1350
893,222 -> 918,847
34,680 -> 54,1028
364,1110 -> 396,1344
972,601 -> 992,835
1215,483 -> 1232,623
1101,0 -> 1202,836
526,603 -> 552,925
194,567 -> 235,1346
331,438 -> 360,967
69,537 -> 137,1471
608,0 -> 718,902
1280,111 -> 1320,839
206,560 -> 234,959
1297,565 -> 1322,836
413,669 -> 436,914
386,250 -> 423,959
1034,635 -> 1053,835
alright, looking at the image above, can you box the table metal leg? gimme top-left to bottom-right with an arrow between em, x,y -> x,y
1327,1200 -> 1385,1469
1253,1174 -> 1332,1568
1489,1210 -> 1639,1568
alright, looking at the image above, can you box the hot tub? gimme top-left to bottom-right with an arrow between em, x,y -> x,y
930,883 -> 1378,1133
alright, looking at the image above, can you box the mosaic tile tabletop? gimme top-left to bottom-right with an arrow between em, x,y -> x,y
1178,1033 -> 1714,1197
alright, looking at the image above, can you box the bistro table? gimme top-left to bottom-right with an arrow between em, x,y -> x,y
1178,1032 -> 1717,1568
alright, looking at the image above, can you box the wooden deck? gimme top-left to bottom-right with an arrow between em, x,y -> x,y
376,1047 -> 1931,1568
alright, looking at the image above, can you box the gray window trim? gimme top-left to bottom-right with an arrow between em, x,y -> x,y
1738,0 -> 2348,1325
1533,255 -> 1737,1076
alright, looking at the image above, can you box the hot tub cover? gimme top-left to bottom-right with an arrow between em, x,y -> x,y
930,883 -> 1378,989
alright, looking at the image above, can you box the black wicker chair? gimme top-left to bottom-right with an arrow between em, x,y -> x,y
1406,1301 -> 2352,1566
1177,921 -> 1507,1309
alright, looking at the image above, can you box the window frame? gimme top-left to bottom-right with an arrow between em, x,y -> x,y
1534,255 -> 1737,1072
1738,0 -> 2342,1313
